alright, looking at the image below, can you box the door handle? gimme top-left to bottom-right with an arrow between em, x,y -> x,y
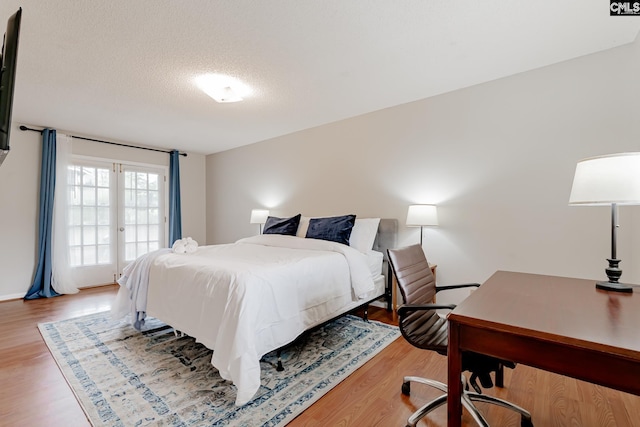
119,227 -> 125,232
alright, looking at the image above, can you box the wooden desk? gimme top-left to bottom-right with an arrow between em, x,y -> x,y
447,271 -> 640,426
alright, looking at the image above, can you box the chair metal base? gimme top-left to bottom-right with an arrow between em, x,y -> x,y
402,375 -> 533,427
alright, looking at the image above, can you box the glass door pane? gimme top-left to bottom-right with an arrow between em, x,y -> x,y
68,160 -> 118,286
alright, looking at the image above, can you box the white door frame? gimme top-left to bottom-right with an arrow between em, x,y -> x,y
69,155 -> 169,286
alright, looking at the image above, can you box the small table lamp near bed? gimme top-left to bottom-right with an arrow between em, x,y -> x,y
569,152 -> 640,293
250,209 -> 269,234
406,204 -> 438,246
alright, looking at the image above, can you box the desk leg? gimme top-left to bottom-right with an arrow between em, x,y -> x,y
448,321 -> 463,427
495,362 -> 504,388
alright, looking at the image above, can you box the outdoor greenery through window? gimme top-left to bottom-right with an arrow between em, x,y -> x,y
66,158 -> 166,282
68,165 -> 111,266
123,170 -> 161,262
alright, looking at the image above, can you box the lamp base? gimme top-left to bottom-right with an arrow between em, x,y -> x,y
595,281 -> 633,293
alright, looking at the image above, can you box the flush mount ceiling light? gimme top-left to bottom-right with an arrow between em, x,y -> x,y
194,73 -> 252,103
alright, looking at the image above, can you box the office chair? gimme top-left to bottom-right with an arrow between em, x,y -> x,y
388,245 -> 533,427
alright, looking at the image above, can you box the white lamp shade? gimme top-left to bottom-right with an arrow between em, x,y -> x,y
406,205 -> 439,226
569,153 -> 640,206
250,209 -> 269,224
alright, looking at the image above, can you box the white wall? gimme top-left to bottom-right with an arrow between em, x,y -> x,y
207,38 -> 640,288
4,38 -> 637,300
0,124 -> 40,299
0,123 -> 206,299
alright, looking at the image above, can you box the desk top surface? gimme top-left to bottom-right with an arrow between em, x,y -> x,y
449,271 -> 640,359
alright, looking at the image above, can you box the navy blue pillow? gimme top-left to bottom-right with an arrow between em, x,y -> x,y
306,215 -> 356,245
263,214 -> 301,236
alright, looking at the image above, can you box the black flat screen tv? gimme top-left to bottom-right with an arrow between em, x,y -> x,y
0,8 -> 22,167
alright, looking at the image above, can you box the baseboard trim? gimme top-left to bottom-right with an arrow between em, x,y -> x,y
78,282 -> 117,290
0,283 -> 117,303
369,300 -> 386,309
0,292 -> 26,302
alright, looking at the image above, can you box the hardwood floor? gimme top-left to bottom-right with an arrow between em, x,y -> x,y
1,286 -> 639,426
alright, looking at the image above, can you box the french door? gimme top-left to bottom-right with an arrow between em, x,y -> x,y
117,164 -> 165,275
68,157 -> 167,286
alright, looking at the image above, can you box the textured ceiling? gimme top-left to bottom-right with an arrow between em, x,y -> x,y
1,1 -> 639,155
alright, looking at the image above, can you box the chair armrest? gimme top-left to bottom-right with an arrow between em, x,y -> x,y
435,283 -> 480,293
397,303 -> 456,317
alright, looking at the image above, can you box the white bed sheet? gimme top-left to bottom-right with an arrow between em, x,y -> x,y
364,249 -> 384,277
144,234 -> 380,405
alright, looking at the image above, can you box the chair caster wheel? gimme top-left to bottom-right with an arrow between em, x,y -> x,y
401,381 -> 410,395
521,416 -> 533,427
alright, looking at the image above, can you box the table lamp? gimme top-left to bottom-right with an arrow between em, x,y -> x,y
406,204 -> 438,245
569,153 -> 640,293
250,209 -> 269,234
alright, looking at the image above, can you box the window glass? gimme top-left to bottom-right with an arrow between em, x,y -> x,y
67,165 -> 111,266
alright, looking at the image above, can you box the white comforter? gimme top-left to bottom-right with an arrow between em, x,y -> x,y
112,248 -> 172,329
116,234 -> 375,405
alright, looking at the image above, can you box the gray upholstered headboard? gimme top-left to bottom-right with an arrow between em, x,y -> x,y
372,218 -> 398,311
372,218 -> 398,262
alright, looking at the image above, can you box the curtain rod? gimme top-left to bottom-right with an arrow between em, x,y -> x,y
19,125 -> 188,157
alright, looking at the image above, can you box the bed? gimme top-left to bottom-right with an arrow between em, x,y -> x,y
112,216 -> 397,406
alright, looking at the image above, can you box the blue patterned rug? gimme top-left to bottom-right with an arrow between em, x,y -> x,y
39,311 -> 399,426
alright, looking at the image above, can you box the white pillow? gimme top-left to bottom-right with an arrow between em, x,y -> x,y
349,218 -> 380,253
296,216 -> 311,237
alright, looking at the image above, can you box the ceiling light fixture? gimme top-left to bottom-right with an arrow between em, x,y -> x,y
194,73 -> 252,103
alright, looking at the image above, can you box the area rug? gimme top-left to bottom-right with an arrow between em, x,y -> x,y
38,311 -> 399,427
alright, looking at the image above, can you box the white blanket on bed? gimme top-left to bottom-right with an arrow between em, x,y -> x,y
115,234 -> 375,406
236,234 -> 375,298
111,248 -> 172,328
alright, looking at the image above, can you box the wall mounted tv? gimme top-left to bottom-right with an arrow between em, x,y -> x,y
0,8 -> 22,167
